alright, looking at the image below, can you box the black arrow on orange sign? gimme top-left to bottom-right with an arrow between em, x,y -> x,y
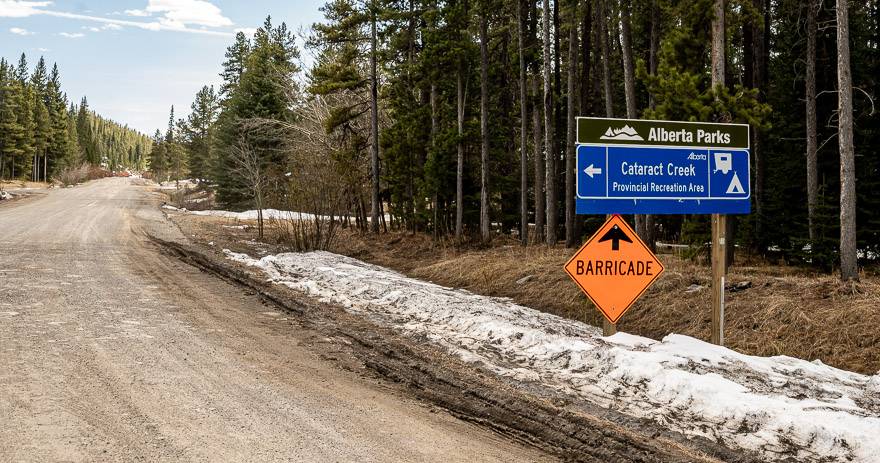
598,225 -> 632,251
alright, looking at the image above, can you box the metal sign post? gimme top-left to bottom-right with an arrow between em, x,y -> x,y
572,117 -> 751,344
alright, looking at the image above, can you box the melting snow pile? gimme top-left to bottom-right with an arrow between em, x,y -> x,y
190,209 -> 327,221
183,208 -> 391,222
226,249 -> 880,462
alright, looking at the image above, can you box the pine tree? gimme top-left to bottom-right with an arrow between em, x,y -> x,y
214,17 -> 301,209
149,129 -> 168,181
179,86 -> 219,182
46,64 -> 70,173
32,96 -> 50,181
65,104 -> 80,165
77,97 -> 96,164
0,60 -> 25,179
220,32 -> 252,99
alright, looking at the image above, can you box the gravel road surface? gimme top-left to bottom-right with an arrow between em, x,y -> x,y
0,178 -> 552,462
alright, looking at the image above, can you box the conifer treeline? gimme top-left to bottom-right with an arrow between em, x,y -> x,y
161,1 -> 880,273
0,54 -> 150,181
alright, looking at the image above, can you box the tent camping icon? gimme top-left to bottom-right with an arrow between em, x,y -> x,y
714,152 -> 732,174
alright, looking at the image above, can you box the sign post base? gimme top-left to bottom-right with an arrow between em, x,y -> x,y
603,320 -> 617,336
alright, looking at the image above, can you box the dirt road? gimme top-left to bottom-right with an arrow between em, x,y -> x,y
0,178 -> 552,462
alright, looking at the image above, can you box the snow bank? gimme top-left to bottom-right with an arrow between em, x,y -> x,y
156,179 -> 198,190
185,208 -> 390,222
190,209 -> 328,221
225,249 -> 880,462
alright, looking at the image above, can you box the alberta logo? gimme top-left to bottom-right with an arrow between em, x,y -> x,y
599,124 -> 644,141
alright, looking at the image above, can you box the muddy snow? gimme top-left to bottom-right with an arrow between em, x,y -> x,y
225,249 -> 880,462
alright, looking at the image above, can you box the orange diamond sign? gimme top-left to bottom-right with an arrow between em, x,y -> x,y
564,215 -> 664,324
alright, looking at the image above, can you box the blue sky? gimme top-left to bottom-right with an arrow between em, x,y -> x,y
1,1 -> 326,134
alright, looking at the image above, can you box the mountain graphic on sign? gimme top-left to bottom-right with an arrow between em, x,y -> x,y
599,125 -> 644,141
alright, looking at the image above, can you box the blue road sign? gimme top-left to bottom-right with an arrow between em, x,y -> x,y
576,144 -> 751,214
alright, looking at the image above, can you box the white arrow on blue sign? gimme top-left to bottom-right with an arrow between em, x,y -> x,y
576,144 -> 751,214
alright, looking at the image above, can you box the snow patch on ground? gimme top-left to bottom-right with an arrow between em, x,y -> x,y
225,249 -> 880,462
156,179 -> 197,190
184,208 -> 391,222
191,209 -> 327,221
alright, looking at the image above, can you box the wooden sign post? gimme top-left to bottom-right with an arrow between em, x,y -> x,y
711,214 -> 726,345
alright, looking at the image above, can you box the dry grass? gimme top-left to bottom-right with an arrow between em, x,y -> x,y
0,180 -> 49,190
331,230 -> 880,375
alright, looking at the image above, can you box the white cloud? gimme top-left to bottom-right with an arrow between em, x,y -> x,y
0,0 -> 50,17
123,8 -> 150,17
143,0 -> 232,28
83,23 -> 122,32
0,0 -> 234,37
36,47 -> 49,52
9,26 -> 33,35
58,32 -> 84,38
234,27 -> 256,37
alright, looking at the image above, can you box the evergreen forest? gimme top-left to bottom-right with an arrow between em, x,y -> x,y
117,1 -> 880,277
0,54 -> 150,181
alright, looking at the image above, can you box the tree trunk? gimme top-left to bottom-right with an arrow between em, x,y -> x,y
479,9 -> 490,241
645,0 -> 659,252
257,201 -> 264,239
837,0 -> 858,281
565,0 -> 579,247
543,0 -> 557,245
806,0 -> 818,242
533,76 -> 545,243
518,0 -> 529,245
620,2 -> 636,119
456,65 -> 466,239
711,0 -> 724,95
648,0 -> 659,110
370,3 -> 381,234
580,0 -> 592,113
620,0 -> 649,245
599,0 -> 613,117
751,0 -> 766,250
431,84 -> 440,239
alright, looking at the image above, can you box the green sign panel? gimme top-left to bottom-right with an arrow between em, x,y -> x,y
577,117 -> 750,149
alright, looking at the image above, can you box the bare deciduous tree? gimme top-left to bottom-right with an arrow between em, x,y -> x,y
231,140 -> 268,239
